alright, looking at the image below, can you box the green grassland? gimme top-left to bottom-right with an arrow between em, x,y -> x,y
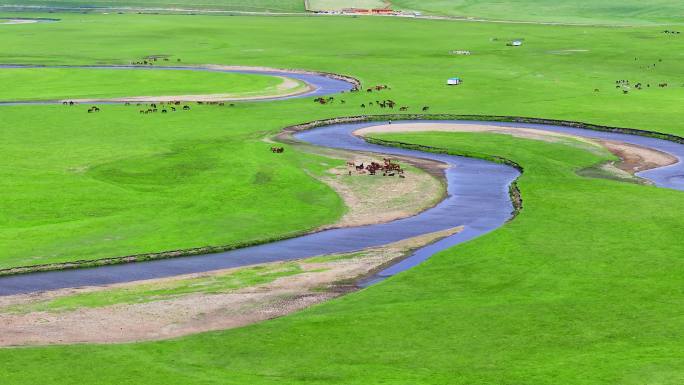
4,0 -> 684,24
0,0 -> 305,12
1,13 -> 684,267
307,0 -> 684,25
393,0 -> 684,25
0,68 -> 302,100
307,0 -> 385,11
1,12 -> 684,384
0,103 -> 346,269
4,132 -> 684,384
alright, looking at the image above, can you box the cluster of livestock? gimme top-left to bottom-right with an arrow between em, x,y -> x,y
346,84 -> 390,94
63,99 -> 238,114
270,146 -> 285,153
130,57 -> 182,65
312,83 -> 432,112
138,102 -> 192,114
615,78 -> 672,94
347,158 -> 405,178
314,95 -> 432,112
663,30 -> 681,35
314,96 -> 345,105
364,84 -> 390,93
62,101 -> 103,113
360,101 -> 430,112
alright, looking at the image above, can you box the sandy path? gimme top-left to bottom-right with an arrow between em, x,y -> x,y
0,227 -> 461,346
355,122 -> 677,174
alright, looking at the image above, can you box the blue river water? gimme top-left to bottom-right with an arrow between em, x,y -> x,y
0,67 -> 682,296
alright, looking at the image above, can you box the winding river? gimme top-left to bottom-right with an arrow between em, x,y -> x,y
0,66 -> 683,296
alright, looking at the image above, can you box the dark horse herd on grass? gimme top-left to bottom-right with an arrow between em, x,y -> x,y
314,83 -> 430,112
348,158 -> 405,178
62,100 -> 238,114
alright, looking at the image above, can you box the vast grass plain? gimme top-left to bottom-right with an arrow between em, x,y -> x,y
392,0 -> 684,25
0,0 -> 305,12
1,9 -> 684,385
4,0 -> 684,24
0,68 -> 302,100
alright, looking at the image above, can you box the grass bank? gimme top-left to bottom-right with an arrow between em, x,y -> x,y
4,132 -> 684,384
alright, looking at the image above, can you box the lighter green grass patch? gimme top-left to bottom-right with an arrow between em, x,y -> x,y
0,68 -> 302,101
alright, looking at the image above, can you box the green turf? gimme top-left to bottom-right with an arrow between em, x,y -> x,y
0,0 -> 305,12
3,0 -> 684,23
392,0 -> 684,25
0,68 -> 302,101
1,13 -> 684,268
0,103 -> 349,269
2,13 -> 684,383
4,132 -> 684,384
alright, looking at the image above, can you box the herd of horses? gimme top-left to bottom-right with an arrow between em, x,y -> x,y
314,95 -> 429,112
615,78 -> 671,94
138,101 -> 192,114
313,83 -> 436,111
130,57 -> 182,66
63,100 -> 239,114
348,158 -> 405,178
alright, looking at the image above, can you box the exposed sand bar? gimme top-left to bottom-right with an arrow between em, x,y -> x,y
355,122 -> 677,173
0,19 -> 39,25
0,226 -> 462,346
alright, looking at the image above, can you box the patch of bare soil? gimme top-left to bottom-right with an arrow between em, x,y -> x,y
356,122 -> 679,177
354,122 -> 600,146
318,156 -> 444,229
0,227 -> 461,346
597,140 -> 677,174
